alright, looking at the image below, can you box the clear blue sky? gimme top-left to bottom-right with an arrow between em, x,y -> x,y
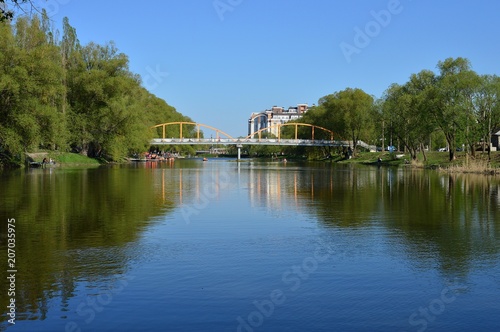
43,0 -> 500,137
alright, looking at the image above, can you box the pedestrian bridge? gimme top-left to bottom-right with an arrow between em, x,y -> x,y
151,137 -> 346,147
150,122 -> 377,159
150,121 -> 355,147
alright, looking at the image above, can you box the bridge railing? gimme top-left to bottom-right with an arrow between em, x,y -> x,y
151,138 -> 353,146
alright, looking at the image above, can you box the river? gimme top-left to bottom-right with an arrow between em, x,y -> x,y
1,159 -> 499,331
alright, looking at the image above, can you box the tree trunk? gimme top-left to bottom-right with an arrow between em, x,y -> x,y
470,143 -> 476,158
80,143 -> 89,157
88,142 -> 102,158
351,131 -> 357,157
446,133 -> 455,161
487,110 -> 492,161
421,143 -> 427,162
448,149 -> 455,161
410,147 -> 417,160
487,134 -> 492,161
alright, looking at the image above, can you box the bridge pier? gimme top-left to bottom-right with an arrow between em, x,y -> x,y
236,144 -> 243,161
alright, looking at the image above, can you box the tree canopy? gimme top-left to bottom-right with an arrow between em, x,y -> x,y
0,13 -> 193,165
381,57 -> 500,161
281,57 -> 500,162
295,88 -> 375,157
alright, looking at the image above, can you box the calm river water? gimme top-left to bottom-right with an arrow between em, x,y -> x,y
1,159 -> 499,331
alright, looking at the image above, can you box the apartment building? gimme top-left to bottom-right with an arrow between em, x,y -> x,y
248,104 -> 308,137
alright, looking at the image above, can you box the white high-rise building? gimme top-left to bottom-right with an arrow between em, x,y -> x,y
248,104 -> 308,137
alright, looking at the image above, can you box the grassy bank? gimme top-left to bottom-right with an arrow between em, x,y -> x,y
331,150 -> 500,174
25,152 -> 103,167
52,152 -> 102,165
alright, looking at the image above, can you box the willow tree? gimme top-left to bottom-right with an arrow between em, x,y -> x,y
67,42 -> 140,158
318,88 -> 374,156
0,13 -> 216,165
0,20 -> 23,159
0,14 -> 66,159
383,70 -> 436,161
432,57 -> 480,161
472,75 -> 500,160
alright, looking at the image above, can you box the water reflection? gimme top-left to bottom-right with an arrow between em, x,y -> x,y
0,162 -> 499,329
239,163 -> 500,279
0,166 -> 173,324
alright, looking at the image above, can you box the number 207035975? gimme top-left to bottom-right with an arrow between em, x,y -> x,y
7,218 -> 16,263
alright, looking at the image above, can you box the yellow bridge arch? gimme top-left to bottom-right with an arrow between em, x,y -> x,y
151,122 -> 236,140
151,121 -> 336,143
246,123 -> 335,141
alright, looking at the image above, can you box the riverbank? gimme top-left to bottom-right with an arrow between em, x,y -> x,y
23,152 -> 103,168
332,151 -> 500,174
8,150 -> 500,175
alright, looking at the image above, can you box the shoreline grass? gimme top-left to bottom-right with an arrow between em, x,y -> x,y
50,152 -> 102,165
16,150 -> 500,175
25,151 -> 102,167
331,150 -> 500,175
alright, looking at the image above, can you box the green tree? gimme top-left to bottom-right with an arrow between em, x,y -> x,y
317,88 -> 374,156
471,75 -> 500,160
431,57 -> 480,161
383,70 -> 436,161
60,16 -> 81,115
0,15 -> 66,163
0,14 -> 194,165
17,15 -> 67,148
0,21 -> 24,160
67,41 -> 139,158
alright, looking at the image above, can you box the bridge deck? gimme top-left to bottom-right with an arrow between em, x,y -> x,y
151,138 -> 356,147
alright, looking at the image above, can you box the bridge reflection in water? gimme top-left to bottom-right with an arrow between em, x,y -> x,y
152,160 -> 327,214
